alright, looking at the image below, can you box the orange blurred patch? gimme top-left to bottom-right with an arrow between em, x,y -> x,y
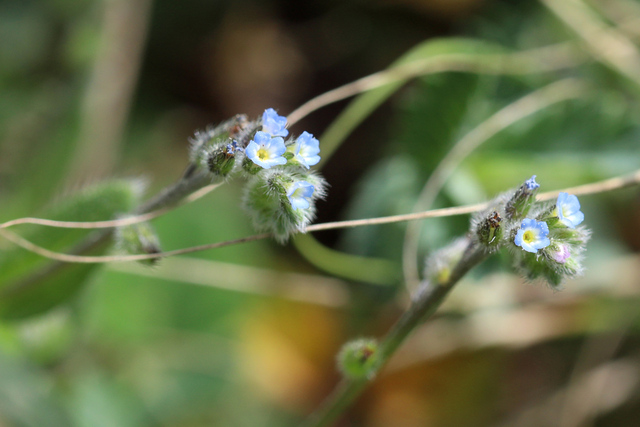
237,301 -> 344,410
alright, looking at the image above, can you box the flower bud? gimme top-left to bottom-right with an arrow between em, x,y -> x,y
505,175 -> 540,221
207,141 -> 240,177
116,221 -> 162,266
337,338 -> 379,380
189,114 -> 253,166
476,210 -> 504,250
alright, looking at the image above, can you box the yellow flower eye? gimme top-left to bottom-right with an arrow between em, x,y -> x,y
523,230 -> 535,244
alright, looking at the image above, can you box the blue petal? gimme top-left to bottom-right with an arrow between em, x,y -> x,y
262,108 -> 289,137
557,192 -> 584,228
525,175 -> 540,190
287,181 -> 315,210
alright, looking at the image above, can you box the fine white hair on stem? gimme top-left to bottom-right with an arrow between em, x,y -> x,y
0,170 -> 638,264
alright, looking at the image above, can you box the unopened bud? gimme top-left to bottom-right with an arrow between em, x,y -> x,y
207,141 -> 240,177
189,114 -> 253,166
505,175 -> 540,221
337,338 -> 379,380
476,211 -> 503,249
116,221 -> 162,266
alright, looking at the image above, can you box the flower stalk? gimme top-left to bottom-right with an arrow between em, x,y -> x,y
301,239 -> 486,427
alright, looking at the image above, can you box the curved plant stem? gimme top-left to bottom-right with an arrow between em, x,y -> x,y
1,169 -> 639,264
300,241 -> 486,427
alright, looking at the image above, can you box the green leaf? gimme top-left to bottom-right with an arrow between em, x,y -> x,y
0,179 -> 143,320
293,235 -> 399,286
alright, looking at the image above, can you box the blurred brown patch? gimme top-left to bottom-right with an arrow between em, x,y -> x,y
202,5 -> 311,118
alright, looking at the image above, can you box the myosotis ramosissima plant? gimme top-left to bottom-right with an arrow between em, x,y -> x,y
323,176 -> 590,427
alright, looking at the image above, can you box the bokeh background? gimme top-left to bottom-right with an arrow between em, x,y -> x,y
1,0 -> 640,426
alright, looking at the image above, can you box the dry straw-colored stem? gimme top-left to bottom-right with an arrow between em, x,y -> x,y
0,183 -> 220,230
1,170 -> 638,264
541,0 -> 640,88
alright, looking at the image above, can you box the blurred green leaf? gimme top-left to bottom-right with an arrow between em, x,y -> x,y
319,38 -> 509,166
0,351 -> 72,427
293,234 -> 399,285
0,179 -> 143,319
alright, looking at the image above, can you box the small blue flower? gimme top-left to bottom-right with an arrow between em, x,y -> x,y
555,192 -> 584,228
290,131 -> 321,169
525,175 -> 540,190
226,140 -> 240,154
246,131 -> 287,169
261,108 -> 289,137
515,218 -> 551,253
287,181 -> 314,210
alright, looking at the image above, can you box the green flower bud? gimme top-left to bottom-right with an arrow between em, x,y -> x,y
207,141 -> 239,177
116,221 -> 162,266
189,114 -> 253,166
337,338 -> 379,380
505,175 -> 540,221
476,211 -> 504,250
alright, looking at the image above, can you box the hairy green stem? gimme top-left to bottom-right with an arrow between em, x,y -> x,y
301,241 -> 486,427
136,168 -> 211,214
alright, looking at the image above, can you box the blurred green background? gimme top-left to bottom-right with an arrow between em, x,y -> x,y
1,0 -> 640,426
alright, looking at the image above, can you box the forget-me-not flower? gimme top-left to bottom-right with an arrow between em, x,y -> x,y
287,181 -> 314,210
261,108 -> 289,137
226,140 -> 240,155
525,175 -> 540,191
555,192 -> 584,228
515,218 -> 551,253
246,131 -> 287,169
290,131 -> 321,169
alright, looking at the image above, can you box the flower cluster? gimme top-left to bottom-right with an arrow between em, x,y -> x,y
471,176 -> 590,289
189,108 -> 327,243
243,109 -> 321,172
